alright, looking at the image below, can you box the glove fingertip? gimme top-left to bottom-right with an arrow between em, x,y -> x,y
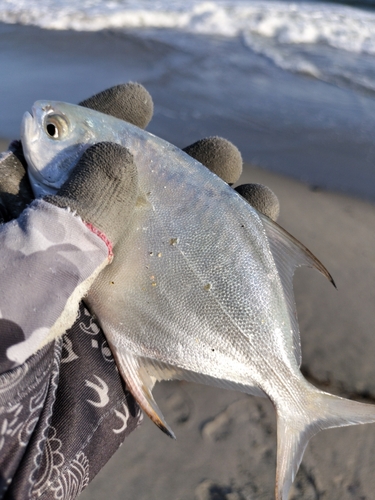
8,140 -> 27,167
235,183 -> 280,221
79,142 -> 135,182
0,150 -> 33,218
79,83 -> 154,129
47,142 -> 138,246
183,136 -> 243,185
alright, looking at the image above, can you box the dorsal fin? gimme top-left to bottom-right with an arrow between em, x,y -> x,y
259,213 -> 335,366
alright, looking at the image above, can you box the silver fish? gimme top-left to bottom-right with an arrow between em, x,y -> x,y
21,101 -> 375,500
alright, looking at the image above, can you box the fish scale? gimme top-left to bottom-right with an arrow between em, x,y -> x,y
21,100 -> 375,500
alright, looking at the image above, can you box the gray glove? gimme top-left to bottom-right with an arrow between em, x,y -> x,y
0,81 -> 279,225
235,182 -> 280,221
79,82 -> 154,129
44,142 -> 138,247
0,140 -> 33,221
0,82 -> 280,500
183,136 -> 280,221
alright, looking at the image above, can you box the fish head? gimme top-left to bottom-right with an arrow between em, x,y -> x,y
21,100 -> 98,197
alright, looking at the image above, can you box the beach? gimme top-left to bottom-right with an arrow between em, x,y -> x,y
2,1 -> 375,497
2,133 -> 375,496
2,20 -> 375,202
76,163 -> 375,500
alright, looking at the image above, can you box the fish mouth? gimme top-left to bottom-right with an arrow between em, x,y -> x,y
20,111 -> 36,145
20,109 -> 41,181
20,108 -> 40,163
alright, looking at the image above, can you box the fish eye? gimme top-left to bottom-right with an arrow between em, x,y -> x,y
44,114 -> 69,140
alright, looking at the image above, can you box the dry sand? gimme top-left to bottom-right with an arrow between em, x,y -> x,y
75,162 -> 375,500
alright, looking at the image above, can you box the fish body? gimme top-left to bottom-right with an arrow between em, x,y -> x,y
21,101 -> 375,499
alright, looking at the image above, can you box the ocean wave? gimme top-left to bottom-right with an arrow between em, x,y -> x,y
1,1 -> 375,56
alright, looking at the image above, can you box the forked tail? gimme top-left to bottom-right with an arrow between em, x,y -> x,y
275,383 -> 375,500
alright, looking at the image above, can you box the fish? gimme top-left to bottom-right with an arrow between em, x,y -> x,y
21,100 -> 375,500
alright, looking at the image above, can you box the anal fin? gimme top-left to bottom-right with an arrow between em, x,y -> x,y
112,348 -> 267,439
113,349 -> 176,439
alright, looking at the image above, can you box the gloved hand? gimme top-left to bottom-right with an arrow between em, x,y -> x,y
0,84 -> 279,225
182,136 -> 279,221
0,83 -> 153,500
0,82 -> 280,500
0,141 -> 139,370
0,82 -> 153,223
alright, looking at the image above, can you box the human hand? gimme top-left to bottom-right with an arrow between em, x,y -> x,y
0,83 -> 153,500
0,82 -> 153,223
0,82 -> 280,500
183,136 -> 280,221
0,82 -> 279,224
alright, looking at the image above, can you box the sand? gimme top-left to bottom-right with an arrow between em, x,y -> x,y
2,134 -> 375,498
74,162 -> 375,500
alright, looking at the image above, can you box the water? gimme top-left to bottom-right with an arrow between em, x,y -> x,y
0,0 -> 375,200
1,0 -> 375,91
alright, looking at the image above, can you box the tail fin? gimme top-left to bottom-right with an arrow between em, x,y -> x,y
275,385 -> 375,500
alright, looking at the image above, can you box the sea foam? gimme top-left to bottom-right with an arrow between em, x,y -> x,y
2,1 -> 375,92
1,1 -> 375,56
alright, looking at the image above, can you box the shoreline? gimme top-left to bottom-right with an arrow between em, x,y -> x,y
1,23 -> 375,202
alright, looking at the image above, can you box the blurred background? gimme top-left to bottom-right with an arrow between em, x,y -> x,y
1,0 -> 375,199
